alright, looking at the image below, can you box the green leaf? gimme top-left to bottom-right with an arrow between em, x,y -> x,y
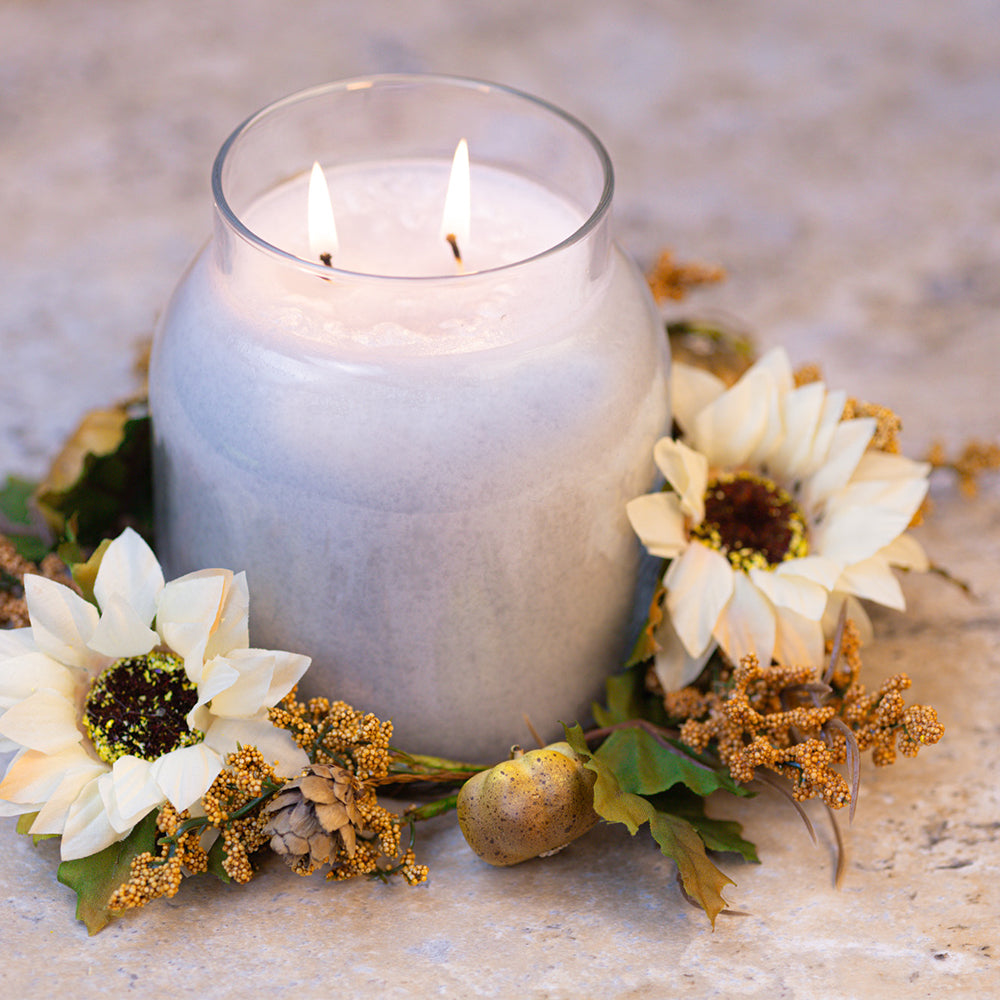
57,812 -> 159,935
206,837 -> 233,883
0,475 -> 37,525
652,788 -> 759,863
563,724 -> 653,835
595,726 -> 749,799
647,808 -> 735,926
592,664 -> 669,730
15,813 -> 37,835
592,666 -> 646,728
35,404 -> 153,549
15,811 -> 60,844
5,533 -> 50,562
0,476 -> 50,561
563,724 -> 734,926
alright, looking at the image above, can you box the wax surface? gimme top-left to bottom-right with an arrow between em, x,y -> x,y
244,160 -> 584,277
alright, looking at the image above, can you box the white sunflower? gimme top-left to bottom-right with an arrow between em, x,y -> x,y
0,528 -> 310,860
627,347 -> 930,691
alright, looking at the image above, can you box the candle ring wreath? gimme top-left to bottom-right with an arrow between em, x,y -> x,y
1,252 -> 997,934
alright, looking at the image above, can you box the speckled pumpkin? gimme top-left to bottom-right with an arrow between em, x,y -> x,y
457,742 -> 599,866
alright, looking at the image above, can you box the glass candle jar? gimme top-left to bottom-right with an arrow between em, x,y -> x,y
149,75 -> 669,761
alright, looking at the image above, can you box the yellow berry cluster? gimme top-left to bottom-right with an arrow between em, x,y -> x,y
926,438 -> 1000,498
269,691 -> 393,780
108,804 -> 208,912
841,674 -> 946,766
665,621 -> 943,809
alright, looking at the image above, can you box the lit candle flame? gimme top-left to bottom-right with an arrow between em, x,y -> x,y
308,161 -> 339,264
440,139 -> 470,267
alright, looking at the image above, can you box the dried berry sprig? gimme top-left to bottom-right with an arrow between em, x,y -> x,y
926,438 -> 1000,498
646,249 -> 726,303
663,619 -> 944,810
109,745 -> 283,913
0,532 -> 75,627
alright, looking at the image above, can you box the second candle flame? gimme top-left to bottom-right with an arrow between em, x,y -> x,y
440,139 -> 470,267
308,161 -> 339,264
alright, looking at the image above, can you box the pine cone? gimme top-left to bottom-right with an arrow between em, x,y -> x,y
262,763 -> 365,872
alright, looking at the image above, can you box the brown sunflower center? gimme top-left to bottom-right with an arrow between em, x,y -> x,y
83,652 -> 204,765
691,472 -> 809,571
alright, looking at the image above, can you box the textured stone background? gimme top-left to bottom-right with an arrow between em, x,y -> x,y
2,2 -> 999,997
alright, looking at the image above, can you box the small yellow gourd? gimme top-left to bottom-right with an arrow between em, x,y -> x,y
457,742 -> 598,866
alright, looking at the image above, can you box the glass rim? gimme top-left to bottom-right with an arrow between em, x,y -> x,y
211,73 -> 615,282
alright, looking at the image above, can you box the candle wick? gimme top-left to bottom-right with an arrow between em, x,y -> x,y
319,252 -> 333,268
445,233 -> 465,272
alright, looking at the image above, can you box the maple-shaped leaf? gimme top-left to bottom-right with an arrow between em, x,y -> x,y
35,400 -> 153,549
594,726 -> 749,799
651,787 -> 759,864
563,724 -> 733,926
56,812 -> 158,935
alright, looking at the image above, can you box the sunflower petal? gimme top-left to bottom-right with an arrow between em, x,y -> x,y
204,717 -> 309,778
186,655 -> 241,729
803,390 -> 848,477
0,651 -> 80,709
768,383 -> 826,481
60,776 -> 125,860
650,616 -> 715,692
712,572 -> 775,667
156,572 -> 228,678
100,756 -> 165,833
816,481 -> 928,565
671,362 -> 726,435
652,438 -> 707,522
0,688 -> 84,754
801,418 -> 876,513
836,556 -> 906,610
29,762 -> 109,835
748,347 -> 795,394
879,533 -> 929,571
691,366 -> 776,469
205,651 -> 275,719
24,575 -> 103,671
92,527 -> 164,630
0,628 -> 35,657
664,541 -> 734,657
149,743 -> 224,812
87,592 -> 160,659
0,745 -> 99,805
851,450 -> 932,483
773,555 -> 842,591
204,571 -> 250,660
626,492 -> 689,559
263,650 -> 311,705
749,566 -> 829,620
773,606 -> 825,666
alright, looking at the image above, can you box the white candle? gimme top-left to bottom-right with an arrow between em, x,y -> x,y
150,77 -> 670,761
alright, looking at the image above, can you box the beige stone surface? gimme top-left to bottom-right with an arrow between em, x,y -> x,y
1,1 -> 999,997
